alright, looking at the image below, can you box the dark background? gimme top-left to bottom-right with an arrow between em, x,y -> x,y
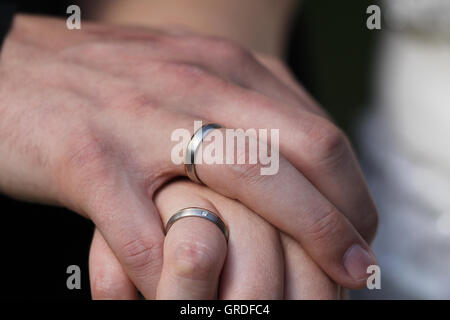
0,0 -> 377,299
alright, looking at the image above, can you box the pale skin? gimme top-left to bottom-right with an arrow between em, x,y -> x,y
91,179 -> 342,299
0,1 -> 378,299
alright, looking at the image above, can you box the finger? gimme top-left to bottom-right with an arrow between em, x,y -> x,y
195,131 -> 377,289
215,196 -> 284,299
161,79 -> 378,243
154,185 -> 227,299
280,233 -> 340,300
154,180 -> 284,299
89,228 -> 139,300
68,167 -> 165,299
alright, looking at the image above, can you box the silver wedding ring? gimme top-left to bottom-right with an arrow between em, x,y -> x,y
165,207 -> 229,241
184,123 -> 222,184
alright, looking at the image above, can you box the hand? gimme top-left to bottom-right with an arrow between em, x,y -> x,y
0,14 -> 377,298
89,179 -> 341,299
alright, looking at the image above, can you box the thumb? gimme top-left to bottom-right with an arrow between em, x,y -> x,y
81,175 -> 165,299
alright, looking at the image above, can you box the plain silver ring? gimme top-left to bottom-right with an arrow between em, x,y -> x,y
165,207 -> 229,241
184,123 -> 222,184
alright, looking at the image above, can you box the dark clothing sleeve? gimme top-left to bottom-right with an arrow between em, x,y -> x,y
0,2 -> 16,50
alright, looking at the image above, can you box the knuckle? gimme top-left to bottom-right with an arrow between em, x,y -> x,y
304,206 -> 341,243
208,38 -> 253,65
306,120 -> 348,165
162,60 -> 230,94
121,237 -> 163,273
169,240 -> 219,280
165,62 -> 210,82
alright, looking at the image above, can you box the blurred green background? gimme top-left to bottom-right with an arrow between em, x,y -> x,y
289,0 -> 380,140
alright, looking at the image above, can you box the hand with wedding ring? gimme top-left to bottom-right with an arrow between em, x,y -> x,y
90,179 -> 341,299
0,14 -> 377,299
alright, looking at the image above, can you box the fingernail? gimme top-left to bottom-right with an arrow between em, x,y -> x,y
343,244 -> 377,281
